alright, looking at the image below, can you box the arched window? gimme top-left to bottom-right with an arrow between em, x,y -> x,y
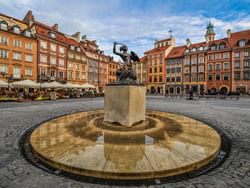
13,25 -> 21,34
0,21 -> 8,31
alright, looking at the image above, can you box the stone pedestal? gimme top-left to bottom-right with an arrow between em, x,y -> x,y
104,85 -> 146,127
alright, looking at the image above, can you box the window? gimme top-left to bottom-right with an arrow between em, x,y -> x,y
176,77 -> 181,82
223,52 -> 230,59
166,77 -> 170,82
68,53 -> 74,58
40,54 -> 47,63
244,60 -> 250,68
68,71 -> 73,79
223,62 -> 229,70
166,68 -> 170,73
219,43 -> 225,49
234,52 -> 240,58
216,74 -> 220,80
0,50 -> 8,58
198,75 -> 204,82
208,54 -> 214,60
154,76 -> 157,82
191,57 -> 197,64
59,47 -> 65,54
50,70 -> 56,77
0,22 -> 7,30
82,72 -> 86,80
50,56 -> 56,64
0,36 -> 8,44
14,40 -> 21,48
40,40 -> 47,49
243,71 -> 250,80
176,67 -> 181,73
198,57 -> 204,63
211,45 -> 216,50
198,66 -> 204,72
199,46 -> 204,51
215,53 -> 222,60
76,55 -> 80,60
24,30 -> 31,37
149,76 -> 152,82
13,67 -> 20,78
235,72 -> 240,80
234,61 -> 240,68
13,52 -> 21,60
76,71 -> 80,80
244,50 -> 249,57
13,26 -> 20,34
239,40 -> 246,47
191,66 -> 197,73
208,64 -> 213,71
223,74 -> 229,80
59,58 -> 64,66
59,71 -> 64,78
208,74 -> 213,81
159,76 -> 162,82
25,54 -> 32,62
49,32 -> 56,38
191,48 -> 196,52
68,63 -> 73,68
0,64 -> 8,73
216,64 -> 220,71
191,76 -> 197,82
171,77 -> 175,82
159,67 -> 162,72
76,64 -> 80,70
171,68 -> 175,73
50,43 -> 56,52
82,65 -> 85,71
25,68 -> 32,76
25,42 -> 32,50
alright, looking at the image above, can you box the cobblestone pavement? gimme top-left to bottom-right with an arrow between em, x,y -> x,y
0,97 -> 250,188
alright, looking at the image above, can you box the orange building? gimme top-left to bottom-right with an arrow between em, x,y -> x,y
65,34 -> 87,84
108,60 -> 120,83
144,37 -> 175,94
0,13 -> 37,82
23,11 -> 68,83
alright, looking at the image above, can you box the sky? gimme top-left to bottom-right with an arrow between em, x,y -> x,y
1,0 -> 250,59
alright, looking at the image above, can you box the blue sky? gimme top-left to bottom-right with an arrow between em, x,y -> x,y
1,0 -> 250,58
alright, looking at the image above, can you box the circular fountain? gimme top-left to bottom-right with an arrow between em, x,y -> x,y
29,110 -> 221,180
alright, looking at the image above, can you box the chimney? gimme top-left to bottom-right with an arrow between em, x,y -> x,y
52,24 -> 58,31
23,10 -> 34,27
72,32 -> 81,42
81,35 -> 87,41
227,29 -> 231,38
186,38 -> 192,47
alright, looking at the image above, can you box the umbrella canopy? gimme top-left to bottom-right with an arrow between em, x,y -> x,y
0,80 -> 8,88
11,80 -> 39,88
41,81 -> 65,89
81,83 -> 96,89
63,82 -> 81,88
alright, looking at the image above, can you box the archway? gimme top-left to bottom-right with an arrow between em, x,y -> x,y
157,87 -> 161,94
150,86 -> 155,94
176,87 -> 181,94
169,87 -> 174,94
209,87 -> 217,95
220,87 -> 228,95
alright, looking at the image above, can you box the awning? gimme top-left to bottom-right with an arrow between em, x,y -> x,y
11,80 -> 39,88
0,80 -> 8,88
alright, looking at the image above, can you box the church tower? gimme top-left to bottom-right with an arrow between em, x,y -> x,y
205,21 -> 215,43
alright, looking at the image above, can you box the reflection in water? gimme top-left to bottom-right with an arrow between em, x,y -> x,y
30,110 -> 221,179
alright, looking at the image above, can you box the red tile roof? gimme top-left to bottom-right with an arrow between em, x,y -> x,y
166,45 -> 186,59
144,45 -> 170,54
228,29 -> 250,48
188,42 -> 207,49
140,56 -> 147,63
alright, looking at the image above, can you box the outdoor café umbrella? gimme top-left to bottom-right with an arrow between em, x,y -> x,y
41,81 -> 65,89
63,82 -> 80,89
81,83 -> 95,89
11,80 -> 39,88
0,80 -> 8,88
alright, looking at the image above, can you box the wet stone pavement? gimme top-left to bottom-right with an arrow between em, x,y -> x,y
0,97 -> 250,188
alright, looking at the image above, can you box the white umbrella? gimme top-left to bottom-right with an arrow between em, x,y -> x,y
63,82 -> 81,89
0,80 -> 8,88
41,81 -> 64,89
11,80 -> 39,88
81,83 -> 95,89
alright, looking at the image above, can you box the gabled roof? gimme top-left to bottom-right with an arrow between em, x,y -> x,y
140,56 -> 147,63
166,45 -> 186,59
33,21 -> 68,45
144,45 -> 170,54
188,42 -> 207,49
228,29 -> 250,48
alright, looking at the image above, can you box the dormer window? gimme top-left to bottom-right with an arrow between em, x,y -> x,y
49,32 -> 56,38
13,26 -> 21,34
191,48 -> 196,52
211,45 -> 217,50
24,30 -> 31,37
199,46 -> 204,51
185,49 -> 189,53
219,43 -> 226,49
0,22 -> 8,31
77,47 -> 80,52
70,46 -> 75,50
239,40 -> 246,47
